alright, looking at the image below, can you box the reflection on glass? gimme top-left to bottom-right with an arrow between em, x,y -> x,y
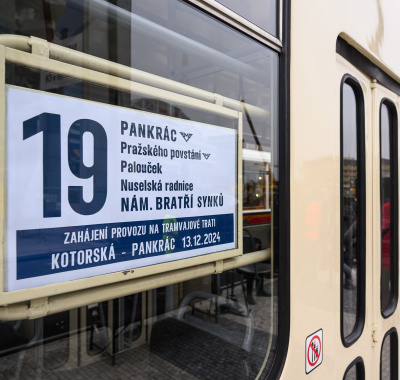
381,331 -> 398,380
0,274 -> 278,379
344,365 -> 357,380
343,358 -> 365,380
43,311 -> 69,370
342,83 -> 359,337
243,156 -> 270,212
381,333 -> 392,380
381,104 -> 392,311
4,0 -> 278,150
380,102 -> 398,314
1,0 -> 278,378
341,80 -> 364,341
216,0 -> 278,36
86,294 -> 143,356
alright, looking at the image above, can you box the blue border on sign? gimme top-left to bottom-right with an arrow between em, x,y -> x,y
16,213 -> 234,280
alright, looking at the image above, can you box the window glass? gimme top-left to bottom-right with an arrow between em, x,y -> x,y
216,0 -> 278,36
345,366 -> 357,380
343,358 -> 365,380
381,330 -> 398,380
0,0 -> 280,378
380,101 -> 398,315
381,333 -> 392,380
3,0 -> 277,155
341,78 -> 365,343
43,311 -> 70,370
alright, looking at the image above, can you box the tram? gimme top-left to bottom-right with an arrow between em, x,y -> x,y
0,0 -> 399,379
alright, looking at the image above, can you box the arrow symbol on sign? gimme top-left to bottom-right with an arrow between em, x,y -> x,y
180,132 -> 193,142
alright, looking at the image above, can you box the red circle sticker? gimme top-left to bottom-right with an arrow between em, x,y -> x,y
307,335 -> 321,366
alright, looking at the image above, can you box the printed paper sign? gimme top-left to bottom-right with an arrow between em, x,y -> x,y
6,86 -> 237,291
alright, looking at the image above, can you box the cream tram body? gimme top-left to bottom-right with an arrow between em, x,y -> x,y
0,1 -> 399,379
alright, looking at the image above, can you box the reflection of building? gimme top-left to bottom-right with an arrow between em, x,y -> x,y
343,158 -> 357,198
381,159 -> 390,178
0,2 -> 14,33
131,98 -> 189,119
343,158 -> 391,199
243,149 -> 271,212
381,158 -> 391,203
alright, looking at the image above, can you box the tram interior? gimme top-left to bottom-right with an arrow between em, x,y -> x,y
0,0 -> 278,378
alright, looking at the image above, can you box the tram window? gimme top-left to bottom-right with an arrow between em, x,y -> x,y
0,0 -> 282,378
340,76 -> 366,345
215,0 -> 278,36
86,294 -> 144,356
43,311 -> 70,370
343,357 -> 365,380
380,329 -> 398,380
380,101 -> 399,316
0,277 -> 278,378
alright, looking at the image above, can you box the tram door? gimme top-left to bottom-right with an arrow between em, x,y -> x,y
370,82 -> 399,380
337,55 -> 400,379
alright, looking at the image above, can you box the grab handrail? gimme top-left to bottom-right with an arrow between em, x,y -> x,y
0,34 -> 268,119
0,250 -> 270,320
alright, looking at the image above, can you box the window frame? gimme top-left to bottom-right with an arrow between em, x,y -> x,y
186,0 -> 282,51
343,357 -> 366,380
380,328 -> 399,380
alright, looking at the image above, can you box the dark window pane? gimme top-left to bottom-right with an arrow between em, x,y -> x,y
341,78 -> 365,343
380,101 -> 398,315
381,330 -> 398,380
343,358 -> 365,380
344,365 -> 357,380
0,0 -> 280,378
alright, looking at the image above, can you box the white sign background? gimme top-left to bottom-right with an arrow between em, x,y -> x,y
6,86 -> 237,291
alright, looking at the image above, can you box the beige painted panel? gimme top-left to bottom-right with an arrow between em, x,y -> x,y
282,53 -> 375,380
283,0 -> 400,377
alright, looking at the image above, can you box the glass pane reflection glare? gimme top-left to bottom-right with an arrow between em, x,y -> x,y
216,0 -> 278,36
342,82 -> 360,338
0,0 -> 279,379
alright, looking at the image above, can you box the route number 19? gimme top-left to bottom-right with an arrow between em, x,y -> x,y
23,113 -> 108,217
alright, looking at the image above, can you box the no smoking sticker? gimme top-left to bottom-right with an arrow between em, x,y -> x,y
305,329 -> 323,374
